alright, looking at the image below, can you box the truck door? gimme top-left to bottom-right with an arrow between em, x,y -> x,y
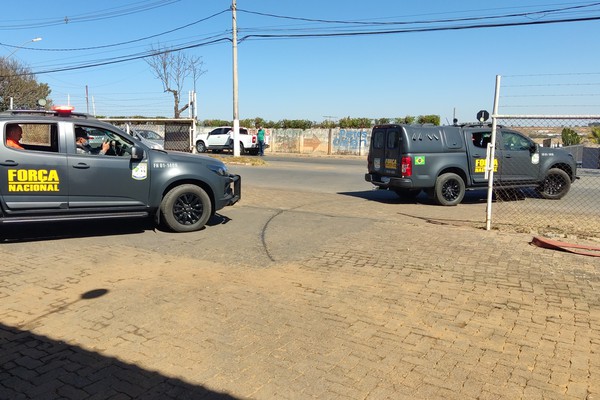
369,126 -> 402,177
465,129 -> 495,184
0,122 -> 69,213
496,130 -> 540,184
206,128 -> 229,148
67,124 -> 151,210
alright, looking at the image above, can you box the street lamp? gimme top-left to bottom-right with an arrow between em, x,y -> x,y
6,37 -> 42,59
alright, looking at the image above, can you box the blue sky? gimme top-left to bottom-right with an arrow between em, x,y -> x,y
2,1 -> 600,124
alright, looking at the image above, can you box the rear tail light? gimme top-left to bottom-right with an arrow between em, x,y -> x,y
252,136 -> 256,144
401,156 -> 412,177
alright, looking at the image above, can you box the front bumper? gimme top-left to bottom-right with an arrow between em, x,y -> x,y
226,174 -> 241,205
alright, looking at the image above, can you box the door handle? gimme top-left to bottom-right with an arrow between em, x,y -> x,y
73,163 -> 90,169
0,160 -> 18,166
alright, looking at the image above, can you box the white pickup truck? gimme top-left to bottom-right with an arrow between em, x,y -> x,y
195,126 -> 267,155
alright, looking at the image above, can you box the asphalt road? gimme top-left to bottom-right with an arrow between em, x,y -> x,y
227,155 -> 373,194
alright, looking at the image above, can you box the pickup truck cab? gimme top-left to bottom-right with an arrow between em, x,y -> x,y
195,126 -> 267,155
0,107 -> 240,232
365,123 -> 577,205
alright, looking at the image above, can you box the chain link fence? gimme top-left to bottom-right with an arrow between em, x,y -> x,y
491,116 -> 600,239
99,118 -> 195,152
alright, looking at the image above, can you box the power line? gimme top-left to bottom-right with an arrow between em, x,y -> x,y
1,37 -> 230,78
0,9 -> 229,52
237,2 -> 600,26
238,14 -> 600,42
0,0 -> 181,30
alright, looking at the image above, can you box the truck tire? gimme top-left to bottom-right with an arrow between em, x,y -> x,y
196,141 -> 206,153
538,168 -> 571,200
160,184 -> 212,232
434,173 -> 465,206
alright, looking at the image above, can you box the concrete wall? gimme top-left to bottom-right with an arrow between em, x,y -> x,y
197,127 -> 371,156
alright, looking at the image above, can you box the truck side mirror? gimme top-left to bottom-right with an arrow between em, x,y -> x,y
529,143 -> 538,154
130,145 -> 145,160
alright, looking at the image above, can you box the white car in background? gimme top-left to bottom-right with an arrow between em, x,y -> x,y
195,126 -> 267,155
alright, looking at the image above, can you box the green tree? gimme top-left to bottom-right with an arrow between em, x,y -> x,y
0,57 -> 52,111
417,115 -> 441,126
590,127 -> 600,144
374,118 -> 390,125
394,116 -> 415,124
201,119 -> 231,127
561,127 -> 581,146
280,119 -> 313,129
339,117 -> 373,129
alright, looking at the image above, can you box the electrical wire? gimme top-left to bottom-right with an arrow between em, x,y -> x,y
238,14 -> 600,41
0,9 -> 230,52
0,0 -> 181,30
237,2 -> 600,26
4,2 -> 600,79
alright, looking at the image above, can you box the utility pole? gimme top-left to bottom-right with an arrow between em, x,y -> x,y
232,0 -> 240,156
86,85 -> 90,114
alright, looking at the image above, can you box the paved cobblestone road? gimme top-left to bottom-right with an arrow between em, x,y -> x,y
1,186 -> 599,399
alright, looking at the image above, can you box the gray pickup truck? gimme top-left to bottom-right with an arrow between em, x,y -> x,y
365,123 -> 577,206
0,107 -> 240,232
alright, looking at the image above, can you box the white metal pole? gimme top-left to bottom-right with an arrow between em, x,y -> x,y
194,91 -> 197,122
232,0 -> 240,156
486,75 -> 502,231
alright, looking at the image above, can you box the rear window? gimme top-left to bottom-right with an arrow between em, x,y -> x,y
386,128 -> 401,149
372,129 -> 385,149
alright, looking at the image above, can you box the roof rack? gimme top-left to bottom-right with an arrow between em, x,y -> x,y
459,122 -> 503,128
0,109 -> 93,119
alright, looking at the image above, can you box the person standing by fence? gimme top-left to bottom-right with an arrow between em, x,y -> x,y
257,126 -> 266,156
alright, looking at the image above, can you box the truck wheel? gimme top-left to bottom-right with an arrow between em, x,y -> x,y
160,184 -> 212,232
239,142 -> 245,155
196,141 -> 206,153
538,168 -> 571,200
434,173 -> 465,206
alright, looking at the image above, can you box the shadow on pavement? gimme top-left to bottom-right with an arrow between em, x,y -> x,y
0,322 -> 238,400
338,188 -> 490,205
0,213 -> 233,243
0,218 -> 152,243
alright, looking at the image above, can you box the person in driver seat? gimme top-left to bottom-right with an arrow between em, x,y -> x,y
75,127 -> 110,155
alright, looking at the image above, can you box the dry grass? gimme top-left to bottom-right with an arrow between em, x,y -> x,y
206,154 -> 267,166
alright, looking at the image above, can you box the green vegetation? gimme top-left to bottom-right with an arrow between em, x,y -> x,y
0,58 -> 51,112
561,127 -> 582,146
200,114 -> 441,129
590,127 -> 600,144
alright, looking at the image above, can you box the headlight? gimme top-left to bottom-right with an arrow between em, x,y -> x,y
208,163 -> 228,176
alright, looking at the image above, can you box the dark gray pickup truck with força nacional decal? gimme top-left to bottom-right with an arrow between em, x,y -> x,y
365,122 -> 577,206
0,107 -> 240,232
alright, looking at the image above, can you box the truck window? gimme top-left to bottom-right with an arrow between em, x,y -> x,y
75,125 -> 134,157
386,129 -> 401,149
4,123 -> 59,153
471,132 -> 492,149
372,129 -> 385,149
503,131 -> 531,151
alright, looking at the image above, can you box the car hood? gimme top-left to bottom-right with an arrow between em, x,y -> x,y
158,149 -> 226,167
